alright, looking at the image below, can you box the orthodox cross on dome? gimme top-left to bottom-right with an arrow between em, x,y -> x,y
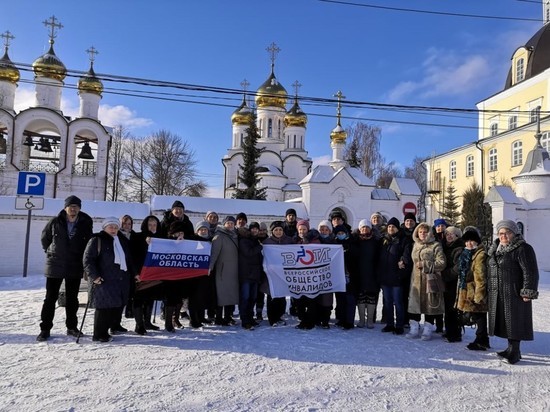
292,80 -> 302,97
240,78 -> 250,93
43,15 -> 63,44
1,30 -> 15,52
266,42 -> 281,67
334,90 -> 346,125
86,46 -> 99,66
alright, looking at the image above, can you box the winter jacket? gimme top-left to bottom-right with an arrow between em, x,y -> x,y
487,236 -> 539,341
41,210 -> 93,279
348,233 -> 380,294
377,231 -> 411,287
455,246 -> 488,313
209,226 -> 239,306
238,228 -> 263,283
83,231 -> 134,309
408,225 -> 446,315
160,210 -> 194,239
441,239 -> 464,283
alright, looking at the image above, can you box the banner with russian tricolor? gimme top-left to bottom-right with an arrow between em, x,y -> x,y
139,238 -> 211,281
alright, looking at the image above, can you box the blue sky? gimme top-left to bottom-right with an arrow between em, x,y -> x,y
1,1 -> 543,196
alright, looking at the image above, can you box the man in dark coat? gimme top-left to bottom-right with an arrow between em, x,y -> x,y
160,200 -> 194,239
37,195 -> 93,341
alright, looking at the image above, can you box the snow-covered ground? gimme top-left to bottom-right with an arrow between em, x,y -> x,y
1,274 -> 549,412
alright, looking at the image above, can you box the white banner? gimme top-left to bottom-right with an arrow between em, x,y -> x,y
262,244 -> 346,298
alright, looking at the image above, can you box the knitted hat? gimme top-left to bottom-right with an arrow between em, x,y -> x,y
249,221 -> 260,230
223,215 -> 236,224
333,224 -> 348,234
370,212 -> 383,220
496,219 -> 519,235
205,210 -> 218,219
445,226 -> 462,238
297,219 -> 310,230
358,219 -> 371,229
404,212 -> 417,223
387,217 -> 400,228
270,220 -> 284,231
195,220 -> 210,232
236,212 -> 248,222
318,220 -> 333,231
171,200 -> 184,210
434,218 -> 447,227
462,226 -> 481,244
285,208 -> 297,217
102,216 -> 120,229
259,222 -> 268,231
64,195 -> 82,208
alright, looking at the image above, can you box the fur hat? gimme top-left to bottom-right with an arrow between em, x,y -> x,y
387,217 -> 400,229
169,221 -> 187,236
64,195 -> 82,208
270,220 -> 284,231
462,226 -> 482,244
330,210 -> 344,220
434,218 -> 448,227
318,220 -> 333,231
195,220 -> 210,232
236,212 -> 248,222
496,219 -> 519,235
249,221 -> 260,230
358,219 -> 371,229
102,216 -> 120,229
404,212 -> 417,223
297,219 -> 310,230
223,215 -> 236,224
445,226 -> 463,238
285,208 -> 297,217
171,200 -> 184,210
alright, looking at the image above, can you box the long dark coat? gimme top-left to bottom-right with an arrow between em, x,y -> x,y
41,210 -> 93,279
209,226 -> 239,306
377,231 -> 411,287
487,236 -> 539,341
83,231 -> 134,309
238,229 -> 263,283
348,233 -> 380,294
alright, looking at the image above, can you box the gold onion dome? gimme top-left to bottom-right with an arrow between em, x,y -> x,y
284,99 -> 307,127
255,68 -> 287,108
330,123 -> 347,143
231,96 -> 254,125
32,43 -> 66,82
78,64 -> 103,95
0,50 -> 20,83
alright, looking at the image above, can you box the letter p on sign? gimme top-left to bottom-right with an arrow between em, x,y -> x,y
17,172 -> 46,196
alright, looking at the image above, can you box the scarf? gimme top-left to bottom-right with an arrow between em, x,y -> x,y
458,248 -> 474,290
112,235 -> 127,272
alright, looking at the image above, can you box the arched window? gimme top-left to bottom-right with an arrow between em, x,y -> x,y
466,155 -> 474,177
267,119 -> 273,138
516,58 -> 525,83
512,140 -> 523,166
449,160 -> 457,180
488,148 -> 498,172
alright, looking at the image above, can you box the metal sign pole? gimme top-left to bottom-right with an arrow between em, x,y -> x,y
23,207 -> 32,278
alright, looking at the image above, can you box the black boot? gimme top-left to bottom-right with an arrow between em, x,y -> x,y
506,339 -> 522,364
164,306 -> 176,332
133,306 -> 147,335
143,301 -> 160,330
497,340 -> 513,358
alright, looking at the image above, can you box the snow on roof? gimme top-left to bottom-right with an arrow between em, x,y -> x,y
282,183 -> 301,191
390,178 -> 422,196
150,195 -> 308,218
299,165 -> 375,186
256,164 -> 284,177
371,189 -> 399,200
484,186 -> 521,204
345,167 -> 375,186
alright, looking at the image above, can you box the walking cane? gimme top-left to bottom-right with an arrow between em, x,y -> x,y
76,284 -> 95,344
152,300 -> 158,323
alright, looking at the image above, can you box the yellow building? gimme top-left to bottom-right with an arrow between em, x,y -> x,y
425,3 -> 550,222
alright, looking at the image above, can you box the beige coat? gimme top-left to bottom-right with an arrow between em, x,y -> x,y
455,246 -> 488,313
408,225 -> 446,315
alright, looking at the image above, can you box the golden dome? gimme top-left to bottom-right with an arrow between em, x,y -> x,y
78,64 -> 103,96
32,43 -> 66,82
330,124 -> 347,144
231,96 -> 254,125
284,99 -> 307,127
0,50 -> 19,83
255,68 -> 287,108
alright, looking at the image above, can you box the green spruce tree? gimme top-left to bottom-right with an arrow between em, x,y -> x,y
461,182 -> 492,243
233,113 -> 267,200
439,183 -> 461,226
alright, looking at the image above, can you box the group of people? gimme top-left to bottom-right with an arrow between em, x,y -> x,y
35,196 -> 539,364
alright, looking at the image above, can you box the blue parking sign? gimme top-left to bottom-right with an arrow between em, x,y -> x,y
17,172 -> 46,196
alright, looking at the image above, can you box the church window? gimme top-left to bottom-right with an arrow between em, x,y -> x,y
278,119 -> 281,139
449,160 -> 456,180
293,135 -> 297,148
512,141 -> 523,167
490,123 -> 498,136
508,115 -> 517,130
488,148 -> 498,172
466,155 -> 474,177
516,58 -> 525,83
268,119 -> 273,138
541,132 -> 550,152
